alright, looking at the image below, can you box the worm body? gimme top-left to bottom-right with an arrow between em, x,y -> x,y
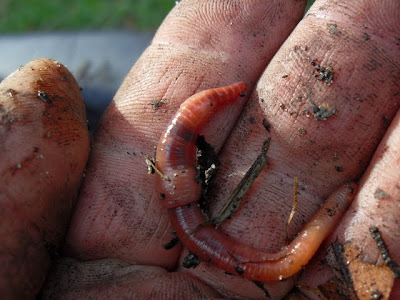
155,82 -> 357,282
169,184 -> 357,282
155,82 -> 247,208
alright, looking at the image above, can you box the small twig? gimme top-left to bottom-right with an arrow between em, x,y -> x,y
286,176 -> 298,243
213,138 -> 271,227
370,226 -> 400,278
252,281 -> 271,299
145,156 -> 169,181
163,231 -> 180,250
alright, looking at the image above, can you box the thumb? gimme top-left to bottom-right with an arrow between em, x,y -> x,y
0,58 -> 89,298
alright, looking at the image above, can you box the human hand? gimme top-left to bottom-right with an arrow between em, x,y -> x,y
1,0 -> 399,299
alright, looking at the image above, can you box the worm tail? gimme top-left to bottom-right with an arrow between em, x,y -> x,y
169,184 -> 357,282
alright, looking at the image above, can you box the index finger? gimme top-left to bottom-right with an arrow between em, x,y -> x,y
64,0 -> 307,270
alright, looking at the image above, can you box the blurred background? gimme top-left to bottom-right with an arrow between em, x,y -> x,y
0,0 -> 174,32
0,0 -> 315,32
0,0 -> 315,130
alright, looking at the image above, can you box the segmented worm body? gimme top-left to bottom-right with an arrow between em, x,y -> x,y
155,82 -> 357,282
155,82 -> 247,208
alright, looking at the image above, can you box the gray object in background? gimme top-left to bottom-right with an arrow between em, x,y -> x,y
0,31 -> 154,130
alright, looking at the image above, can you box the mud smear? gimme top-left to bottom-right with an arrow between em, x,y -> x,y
183,252 -> 201,269
321,236 -> 398,299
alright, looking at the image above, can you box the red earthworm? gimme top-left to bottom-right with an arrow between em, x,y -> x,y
155,82 -> 247,208
155,82 -> 357,282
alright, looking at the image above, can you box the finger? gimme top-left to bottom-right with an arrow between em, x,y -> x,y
301,104 -> 400,299
182,0 -> 400,297
0,59 -> 89,298
42,258 -> 220,299
64,0 -> 307,270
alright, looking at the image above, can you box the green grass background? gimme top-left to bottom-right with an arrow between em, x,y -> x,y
0,0 -> 316,33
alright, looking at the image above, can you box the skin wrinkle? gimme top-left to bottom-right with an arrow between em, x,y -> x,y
309,0 -> 400,39
141,204 -> 169,252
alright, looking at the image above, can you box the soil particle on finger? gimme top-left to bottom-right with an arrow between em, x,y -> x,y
327,23 -> 339,35
311,60 -> 334,85
335,166 -> 344,172
182,252 -> 201,269
311,102 -> 337,121
6,89 -> 16,97
262,119 -> 271,132
297,127 -> 306,136
163,234 -> 179,250
374,188 -> 390,200
149,99 -> 165,110
37,90 -> 52,103
382,115 -> 390,127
